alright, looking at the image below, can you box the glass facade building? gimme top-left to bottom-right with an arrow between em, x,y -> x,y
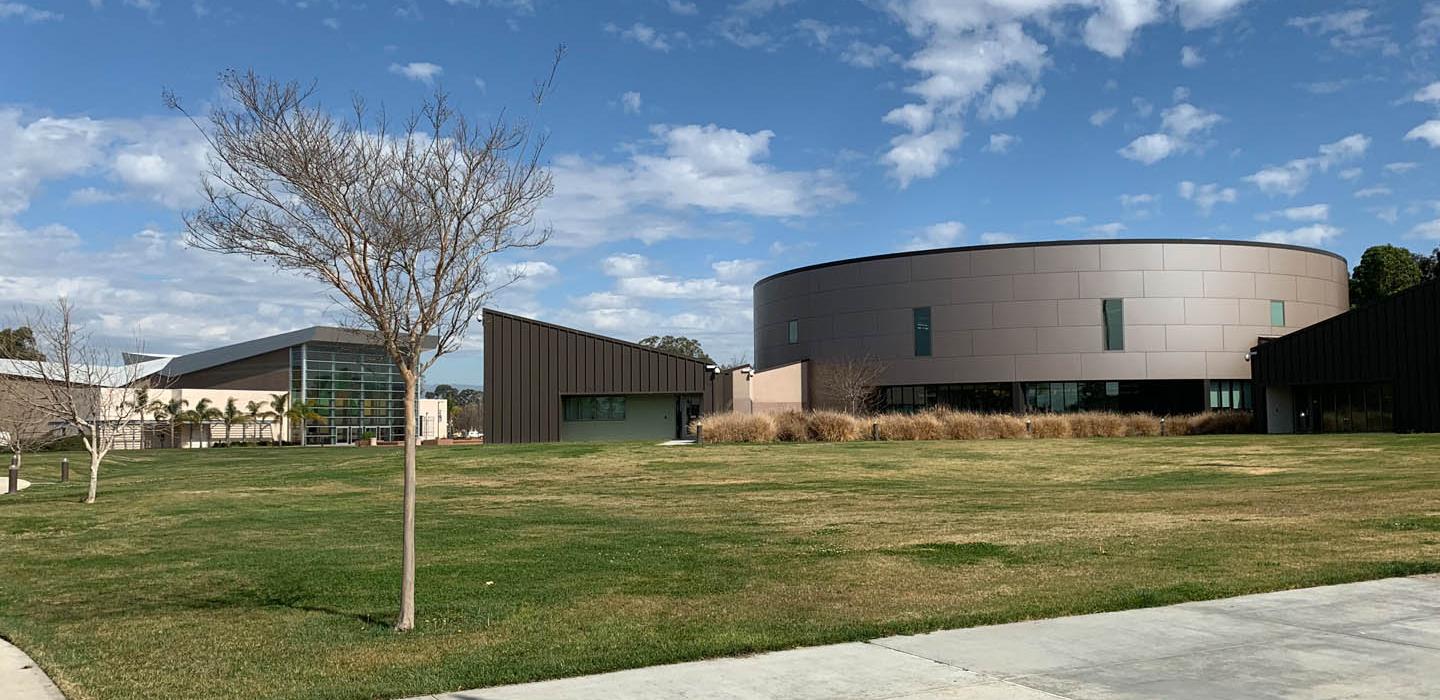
879,379 -> 1211,415
290,342 -> 410,444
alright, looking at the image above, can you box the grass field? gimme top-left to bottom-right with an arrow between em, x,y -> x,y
2,435 -> 1440,700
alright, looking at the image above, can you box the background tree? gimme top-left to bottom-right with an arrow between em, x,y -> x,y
812,355 -> 887,415
9,299 -> 147,503
0,327 -> 45,361
163,397 -> 189,448
285,400 -> 326,445
132,387 -> 166,449
1350,244 -> 1422,306
638,335 -> 713,363
1415,246 -> 1439,284
220,397 -> 246,444
0,373 -> 65,471
181,398 -> 222,448
245,400 -> 274,443
170,62 -> 560,630
452,402 -> 483,435
267,393 -> 288,444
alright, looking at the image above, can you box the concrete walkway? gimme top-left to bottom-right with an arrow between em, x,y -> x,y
0,638 -> 65,700
410,575 -> 1440,700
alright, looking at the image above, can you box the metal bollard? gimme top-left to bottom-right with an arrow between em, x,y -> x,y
61,457 -> 69,482
872,421 -> 879,441
7,455 -> 17,495
1026,418 -> 1033,435
695,425 -> 703,445
1160,417 -> 1167,436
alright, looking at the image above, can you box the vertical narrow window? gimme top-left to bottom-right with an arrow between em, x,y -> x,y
1270,300 -> 1286,327
1102,299 -> 1124,351
787,319 -> 798,344
913,306 -> 932,357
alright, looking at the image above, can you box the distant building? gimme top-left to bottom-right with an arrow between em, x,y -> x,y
0,326 -> 447,448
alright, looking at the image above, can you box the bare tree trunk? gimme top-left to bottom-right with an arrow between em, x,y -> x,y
397,367 -> 418,631
86,449 -> 100,504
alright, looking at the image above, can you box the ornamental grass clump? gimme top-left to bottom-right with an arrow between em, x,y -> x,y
806,411 -> 863,442
937,410 -> 987,440
697,412 -> 777,443
1124,413 -> 1162,437
1069,412 -> 1128,438
984,414 -> 1029,439
772,410 -> 810,442
1029,414 -> 1073,439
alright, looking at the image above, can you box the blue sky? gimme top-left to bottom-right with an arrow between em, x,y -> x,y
2,0 -> 1439,386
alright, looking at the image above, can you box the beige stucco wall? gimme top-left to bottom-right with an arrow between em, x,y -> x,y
754,241 -> 1349,385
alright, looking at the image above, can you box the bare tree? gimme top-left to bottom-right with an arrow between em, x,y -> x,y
0,375 -> 65,473
812,355 -> 887,415
9,300 -> 146,503
167,59 -> 561,631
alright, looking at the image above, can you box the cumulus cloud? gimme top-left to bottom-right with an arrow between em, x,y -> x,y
1118,102 -> 1222,164
1406,120 -> 1440,148
839,41 -> 900,68
984,133 -> 1018,153
1258,204 -> 1329,222
620,91 -> 643,114
541,123 -> 852,247
388,61 -> 443,84
1180,45 -> 1204,67
1354,186 -> 1392,198
605,22 -> 688,51
1255,223 -> 1341,246
1243,133 -> 1369,196
980,231 -> 1018,244
1287,9 -> 1397,54
1089,108 -> 1118,126
1411,219 -> 1440,240
1385,161 -> 1419,174
667,0 -> 697,15
0,2 -> 61,21
1177,180 -> 1237,215
901,220 -> 965,251
1087,222 -> 1126,237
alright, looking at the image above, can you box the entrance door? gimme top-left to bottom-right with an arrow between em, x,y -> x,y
675,396 -> 702,439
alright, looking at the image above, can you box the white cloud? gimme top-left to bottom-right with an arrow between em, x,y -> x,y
1119,193 -> 1156,208
839,41 -> 900,68
901,220 -> 965,251
1172,85 -> 1191,103
1286,9 -> 1397,54
322,17 -> 339,30
601,253 -> 649,277
1259,204 -> 1329,222
388,61 -> 443,84
882,126 -> 965,187
605,22 -> 687,52
1385,161 -> 1420,174
711,258 -> 764,282
1087,222 -> 1126,237
1180,45 -> 1204,67
1177,180 -> 1237,215
1244,133 -> 1370,196
1174,0 -> 1250,28
621,91 -> 643,115
0,2 -> 61,21
980,231 -> 1017,244
542,123 -> 852,247
1413,82 -> 1440,104
1411,219 -> 1440,239
1420,3 -> 1440,48
1255,223 -> 1341,246
984,133 -> 1018,153
1339,167 -> 1363,181
714,0 -> 795,50
1119,102 -> 1222,164
499,261 -> 559,291
1354,186 -> 1392,198
1374,206 -> 1399,224
667,0 -> 697,15
980,81 -> 1044,120
1406,120 -> 1440,148
1089,108 -> 1117,126
1082,0 -> 1163,59
1055,215 -> 1087,226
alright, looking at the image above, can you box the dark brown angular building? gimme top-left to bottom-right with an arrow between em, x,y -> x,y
1252,276 -> 1440,433
481,309 -> 734,443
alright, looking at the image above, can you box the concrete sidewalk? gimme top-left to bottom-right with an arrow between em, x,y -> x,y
0,638 -> 65,700
411,575 -> 1440,700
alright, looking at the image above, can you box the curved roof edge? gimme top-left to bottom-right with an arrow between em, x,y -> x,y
754,238 -> 1347,288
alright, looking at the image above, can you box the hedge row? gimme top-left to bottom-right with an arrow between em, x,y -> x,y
694,408 -> 1253,443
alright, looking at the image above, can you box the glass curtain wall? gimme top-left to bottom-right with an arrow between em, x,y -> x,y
290,342 -> 408,445
1295,382 -> 1395,433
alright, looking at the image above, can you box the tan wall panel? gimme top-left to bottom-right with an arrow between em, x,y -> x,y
1203,271 -> 1257,299
1081,352 -> 1148,380
1078,270 -> 1144,298
1100,243 -> 1164,270
971,247 -> 1035,275
911,251 -> 970,280
1125,325 -> 1168,352
1184,298 -> 1240,325
1254,273 -> 1298,301
1059,298 -> 1101,326
1035,245 -> 1100,272
1037,326 -> 1103,353
973,327 -> 1037,356
1164,243 -> 1222,271
1166,325 -> 1225,352
1013,272 -> 1080,300
1144,270 -> 1205,297
1146,351 -> 1207,378
1220,245 -> 1271,272
992,300 -> 1059,328
933,302 -> 994,330
1126,297 -> 1186,325
1016,353 -> 1083,381
951,275 -> 1014,302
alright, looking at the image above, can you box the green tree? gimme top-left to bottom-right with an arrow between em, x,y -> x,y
130,387 -> 167,449
163,398 -> 189,448
0,326 -> 45,361
220,397 -> 247,444
1416,246 -> 1439,284
285,400 -> 327,445
181,398 -> 223,448
638,335 -> 713,363
1350,244 -> 1422,306
245,400 -> 275,443
267,393 -> 288,444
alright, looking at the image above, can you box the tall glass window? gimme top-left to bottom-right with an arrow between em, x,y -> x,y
290,342 -> 408,445
1270,300 -> 1286,327
1103,299 -> 1124,351
913,306 -> 932,357
787,319 -> 798,344
1208,380 -> 1252,410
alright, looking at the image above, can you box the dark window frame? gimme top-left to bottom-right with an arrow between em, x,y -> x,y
913,306 -> 932,357
1102,298 -> 1124,351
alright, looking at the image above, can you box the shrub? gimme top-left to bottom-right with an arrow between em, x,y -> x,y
772,410 -> 810,442
937,410 -> 986,440
912,411 -> 946,440
1029,414 -> 1072,439
1163,414 -> 1193,436
697,412 -> 777,443
984,414 -> 1029,439
807,411 -> 863,442
875,413 -> 919,441
1124,413 -> 1162,437
1070,412 -> 1127,438
1187,411 -> 1254,435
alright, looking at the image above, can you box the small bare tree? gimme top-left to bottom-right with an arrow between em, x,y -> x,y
168,58 -> 561,631
10,299 -> 146,503
813,355 -> 887,415
0,377 -> 65,473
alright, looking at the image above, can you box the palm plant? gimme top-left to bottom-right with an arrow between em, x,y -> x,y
285,400 -> 326,445
129,388 -> 167,449
180,398 -> 222,448
245,400 -> 275,444
268,393 -> 289,445
164,398 -> 189,448
219,397 -> 246,445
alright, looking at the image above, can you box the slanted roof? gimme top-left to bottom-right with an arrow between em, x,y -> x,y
157,326 -> 437,379
481,308 -> 715,364
0,357 -> 172,387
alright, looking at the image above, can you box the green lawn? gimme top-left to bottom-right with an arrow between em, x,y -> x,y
3,436 -> 1440,700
